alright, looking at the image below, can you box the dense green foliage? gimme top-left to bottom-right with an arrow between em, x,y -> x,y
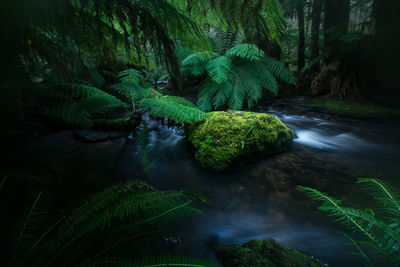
43,68 -> 210,127
181,29 -> 296,111
1,172 -> 215,266
299,178 -> 400,266
1,0 -> 400,266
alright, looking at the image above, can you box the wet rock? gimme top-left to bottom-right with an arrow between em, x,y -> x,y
215,239 -> 326,267
187,111 -> 294,172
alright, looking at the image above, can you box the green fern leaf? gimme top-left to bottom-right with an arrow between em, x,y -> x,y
262,57 -> 296,85
358,178 -> 400,221
117,69 -> 144,85
225,44 -> 265,61
161,96 -> 197,108
228,71 -> 246,110
206,56 -> 231,84
89,254 -> 219,266
140,97 -> 210,124
197,79 -> 221,112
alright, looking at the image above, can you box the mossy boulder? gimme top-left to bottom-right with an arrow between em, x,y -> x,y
187,111 -> 294,172
215,239 -> 325,267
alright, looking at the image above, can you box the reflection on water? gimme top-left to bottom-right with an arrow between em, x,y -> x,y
24,107 -> 400,266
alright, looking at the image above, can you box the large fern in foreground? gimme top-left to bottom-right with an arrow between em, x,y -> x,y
181,29 -> 296,111
45,68 -> 210,128
44,83 -> 129,128
299,178 -> 400,266
109,68 -> 211,124
1,172 -> 216,266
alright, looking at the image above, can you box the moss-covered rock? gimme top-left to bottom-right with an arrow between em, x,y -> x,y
187,111 -> 294,172
215,239 -> 325,267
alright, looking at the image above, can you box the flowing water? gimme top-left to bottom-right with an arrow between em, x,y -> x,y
24,103 -> 400,266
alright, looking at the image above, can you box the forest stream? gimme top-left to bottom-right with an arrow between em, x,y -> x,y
23,101 -> 400,267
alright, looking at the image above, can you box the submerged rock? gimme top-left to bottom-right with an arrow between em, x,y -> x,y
215,239 -> 325,267
187,111 -> 294,172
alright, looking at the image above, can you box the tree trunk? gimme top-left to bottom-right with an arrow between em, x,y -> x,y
311,0 -> 361,100
324,0 -> 350,45
367,0 -> 400,104
373,0 -> 395,31
297,0 -> 305,72
310,0 -> 322,60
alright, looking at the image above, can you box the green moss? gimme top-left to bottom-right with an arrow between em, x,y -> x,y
215,239 -> 325,267
187,111 -> 294,172
305,98 -> 400,118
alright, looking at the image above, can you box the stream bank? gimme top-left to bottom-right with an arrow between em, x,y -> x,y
20,99 -> 400,266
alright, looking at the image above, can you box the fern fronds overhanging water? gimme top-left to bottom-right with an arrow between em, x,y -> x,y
299,178 -> 400,266
1,172 -> 215,266
43,68 -> 210,128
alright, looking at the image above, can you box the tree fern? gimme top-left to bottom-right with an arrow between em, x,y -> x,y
299,178 -> 400,266
181,30 -> 296,111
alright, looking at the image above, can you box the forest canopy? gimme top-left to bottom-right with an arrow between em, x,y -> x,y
1,0 -> 400,266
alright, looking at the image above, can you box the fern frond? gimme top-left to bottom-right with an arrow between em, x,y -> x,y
261,57 -> 297,85
108,83 -> 153,102
206,56 -> 231,84
78,95 -> 128,114
52,84 -> 108,99
89,69 -> 106,88
249,62 -> 279,95
212,81 -> 233,110
225,44 -> 265,61
298,186 -> 376,241
140,97 -> 210,124
39,182 -> 208,265
358,178 -> 400,222
197,79 -> 222,112
232,64 -> 263,109
228,70 -> 246,110
89,254 -> 219,266
299,185 -> 400,263
161,96 -> 197,108
181,52 -> 210,76
117,69 -> 144,85
46,101 -> 91,128
342,233 -> 375,267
